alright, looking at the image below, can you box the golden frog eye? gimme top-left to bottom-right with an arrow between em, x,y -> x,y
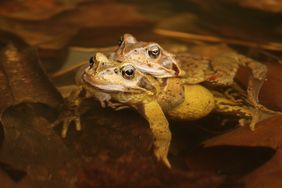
121,65 -> 135,79
148,45 -> 160,59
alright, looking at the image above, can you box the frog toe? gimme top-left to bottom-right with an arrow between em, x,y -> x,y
154,147 -> 171,168
162,157 -> 172,169
52,116 -> 81,138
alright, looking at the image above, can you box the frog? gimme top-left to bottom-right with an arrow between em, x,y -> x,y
109,33 -> 185,78
110,34 -> 268,112
55,52 -> 278,168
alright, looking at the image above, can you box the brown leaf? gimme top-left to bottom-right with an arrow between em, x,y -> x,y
0,0 -> 87,21
203,115 -> 282,149
0,2 -> 147,50
243,148 -> 282,188
0,17 -> 78,50
0,44 -> 63,114
0,168 -> 35,188
0,103 -> 78,188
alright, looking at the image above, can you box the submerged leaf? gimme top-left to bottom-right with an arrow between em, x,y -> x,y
0,2 -> 147,50
0,44 -> 63,114
0,103 -> 78,188
0,0 -> 87,21
243,148 -> 282,188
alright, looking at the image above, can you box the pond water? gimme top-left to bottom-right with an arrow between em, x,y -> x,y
0,1 -> 281,188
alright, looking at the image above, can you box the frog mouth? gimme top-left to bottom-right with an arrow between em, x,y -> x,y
83,73 -> 153,94
136,64 -> 176,78
83,73 -> 126,91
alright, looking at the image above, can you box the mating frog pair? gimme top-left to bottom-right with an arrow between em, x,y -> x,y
111,34 -> 268,111
55,34 -> 279,168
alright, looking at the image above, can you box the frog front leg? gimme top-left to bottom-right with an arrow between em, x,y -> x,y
53,86 -> 84,137
138,100 -> 172,168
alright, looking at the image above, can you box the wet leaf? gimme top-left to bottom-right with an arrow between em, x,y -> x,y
0,167 -> 35,188
0,44 -> 77,187
0,0 -> 87,21
0,44 -> 63,114
0,17 -> 78,50
243,148 -> 282,188
203,115 -> 282,149
0,103 -> 78,188
0,2 -> 147,50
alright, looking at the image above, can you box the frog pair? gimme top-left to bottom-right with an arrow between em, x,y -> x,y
55,34 -> 279,168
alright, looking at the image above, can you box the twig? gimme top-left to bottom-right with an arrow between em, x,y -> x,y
154,29 -> 282,52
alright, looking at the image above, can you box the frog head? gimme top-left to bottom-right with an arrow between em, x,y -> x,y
83,52 -> 159,95
110,33 -> 185,78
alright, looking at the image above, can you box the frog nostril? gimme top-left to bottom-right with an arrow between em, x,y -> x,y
89,56 -> 95,68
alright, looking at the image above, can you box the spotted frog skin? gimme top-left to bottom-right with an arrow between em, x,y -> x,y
111,34 -> 268,111
57,52 -> 276,168
110,34 -> 185,78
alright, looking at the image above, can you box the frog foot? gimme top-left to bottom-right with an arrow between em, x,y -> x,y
237,108 -> 260,131
52,113 -> 81,138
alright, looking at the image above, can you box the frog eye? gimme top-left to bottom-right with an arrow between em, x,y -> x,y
118,35 -> 124,46
148,45 -> 160,58
89,56 -> 95,68
121,65 -> 135,79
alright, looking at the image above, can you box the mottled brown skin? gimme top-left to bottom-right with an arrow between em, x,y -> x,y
55,53 -> 274,168
110,33 -> 185,78
111,34 -> 268,111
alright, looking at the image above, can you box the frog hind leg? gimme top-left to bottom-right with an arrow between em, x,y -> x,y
137,100 -> 172,168
247,76 -> 273,112
237,55 -> 268,111
207,53 -> 268,111
213,90 -> 281,131
213,94 -> 256,130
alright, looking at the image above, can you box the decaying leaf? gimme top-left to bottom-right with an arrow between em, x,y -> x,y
0,2 -> 147,50
0,43 -> 63,115
243,148 -> 282,188
0,17 -> 79,50
203,115 -> 282,149
0,167 -> 35,188
0,0 -> 88,21
0,43 -> 79,187
0,103 -> 78,188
